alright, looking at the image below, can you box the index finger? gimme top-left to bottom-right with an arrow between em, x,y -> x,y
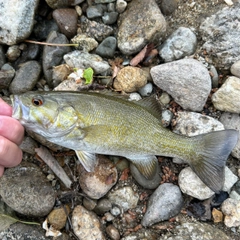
0,98 -> 12,116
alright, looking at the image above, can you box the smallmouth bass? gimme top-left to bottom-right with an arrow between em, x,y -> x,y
11,91 -> 238,192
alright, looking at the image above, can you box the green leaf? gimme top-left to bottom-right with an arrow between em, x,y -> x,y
83,67 -> 94,84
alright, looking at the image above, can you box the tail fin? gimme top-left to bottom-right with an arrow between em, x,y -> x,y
190,129 -> 238,193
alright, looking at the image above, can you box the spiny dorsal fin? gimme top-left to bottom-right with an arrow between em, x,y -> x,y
75,150 -> 98,172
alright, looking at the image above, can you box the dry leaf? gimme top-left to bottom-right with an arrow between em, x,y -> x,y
130,45 -> 148,66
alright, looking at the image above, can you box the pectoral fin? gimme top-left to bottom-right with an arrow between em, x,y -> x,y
75,150 -> 98,172
128,155 -> 158,179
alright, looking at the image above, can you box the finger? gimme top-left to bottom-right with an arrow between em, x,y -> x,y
0,136 -> 23,168
0,98 -> 12,116
0,116 -> 24,145
0,165 -> 4,177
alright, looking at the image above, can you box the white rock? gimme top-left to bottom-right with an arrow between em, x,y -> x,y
222,167 -> 238,193
212,76 -> 240,113
229,191 -> 240,201
116,0 -> 127,13
230,60 -> 240,78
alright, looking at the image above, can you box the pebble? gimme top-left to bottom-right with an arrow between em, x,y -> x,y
117,0 -> 166,55
95,0 -> 116,3
42,31 -> 71,86
102,12 -> 119,25
128,92 -> 142,101
78,155 -> 118,199
80,16 -> 114,42
94,198 -> 112,215
141,183 -> 183,227
212,208 -> 223,223
86,5 -> 104,19
230,60 -> 240,78
9,60 -> 41,94
72,205 -> 105,240
46,0 -> 84,9
221,198 -> 240,227
52,64 -> 72,87
107,186 -> 139,211
130,162 -> 161,189
159,27 -> 197,62
0,1 -> 38,45
0,64 -> 15,90
106,225 -> 120,240
161,222 -> 231,240
138,82 -> 153,97
0,161 -> 55,217
160,0 -> 178,15
161,109 -> 173,127
83,197 -> 97,211
159,92 -> 171,106
219,112 -> 240,159
209,64 -> 219,88
19,136 -> 38,155
229,190 -> 240,201
222,167 -> 238,193
71,34 -> 98,52
151,58 -> 212,111
0,45 -> 6,68
199,4 -> 240,70
95,36 -> 117,58
52,8 -> 78,39
116,0 -> 127,13
113,66 -> 148,92
64,50 -> 111,74
121,229 -> 158,240
212,76 -> 240,113
6,45 -> 21,62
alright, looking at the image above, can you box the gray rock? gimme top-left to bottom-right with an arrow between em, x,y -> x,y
160,222 -> 231,240
108,186 -> 139,211
0,0 -> 39,45
128,92 -> 142,101
95,0 -> 116,3
46,0 -> 84,9
159,92 -> 171,106
160,0 -> 178,15
229,190 -> 240,201
102,12 -> 119,25
130,163 -> 161,189
64,50 -> 111,74
9,61 -> 41,94
209,64 -> 219,88
80,16 -> 113,42
42,31 -> 71,86
20,136 -> 38,155
94,198 -> 112,215
96,37 -> 117,58
161,109 -> 173,127
71,34 -> 98,52
0,64 -> 15,90
151,59 -> 211,111
222,167 -> 238,193
138,82 -> 153,97
0,45 -> 6,68
212,76 -> 240,113
199,4 -> 240,70
121,229 -> 158,240
6,45 -> 21,62
116,0 -> 127,13
220,112 -> 240,159
141,183 -> 183,226
106,225 -> 120,240
86,5 -> 104,19
230,60 -> 240,78
0,162 -> 55,217
117,0 -> 166,55
159,27 -> 197,62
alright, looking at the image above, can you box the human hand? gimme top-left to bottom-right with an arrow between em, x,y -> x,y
0,98 -> 24,176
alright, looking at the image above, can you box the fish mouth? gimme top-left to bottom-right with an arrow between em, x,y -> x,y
10,95 -> 30,122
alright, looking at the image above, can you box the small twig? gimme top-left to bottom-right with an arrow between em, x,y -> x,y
35,146 -> 72,189
24,39 -> 79,47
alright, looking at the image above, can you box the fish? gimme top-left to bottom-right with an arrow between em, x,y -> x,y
10,91 -> 238,193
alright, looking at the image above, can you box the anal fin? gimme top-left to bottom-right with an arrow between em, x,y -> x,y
75,150 -> 98,172
128,155 -> 158,180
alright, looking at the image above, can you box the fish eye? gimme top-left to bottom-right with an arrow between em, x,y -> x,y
32,97 -> 43,106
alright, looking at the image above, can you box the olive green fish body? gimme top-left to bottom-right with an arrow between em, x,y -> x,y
11,91 -> 239,192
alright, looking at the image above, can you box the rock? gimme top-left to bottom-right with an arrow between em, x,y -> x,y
212,76 -> 240,113
6,45 -> 21,62
231,60 -> 240,78
117,0 -> 166,55
0,45 -> 6,68
160,222 -> 231,240
113,66 -> 148,92
42,31 -> 71,86
108,186 -> 139,211
46,0 -> 84,9
78,155 -> 118,199
52,8 -> 78,39
72,205 -> 105,240
86,5 -> 104,19
219,112 -> 240,159
106,225 -> 120,240
160,0 -> 178,15
102,12 -> 119,25
0,222 -> 50,240
212,208 -> 223,223
229,190 -> 240,201
94,198 -> 112,215
209,64 -> 219,88
121,229 -> 158,240
142,183 -> 183,227
80,16 -> 113,42
64,50 -> 111,74
138,82 -> 153,97
222,167 -> 238,193
151,59 -> 211,111
9,61 -> 41,94
83,197 -> 97,211
0,162 -> 55,217
130,163 -> 160,189
19,136 -> 38,155
199,4 -> 240,70
96,37 -> 117,58
221,198 -> 240,227
116,0 -> 127,13
128,92 -> 142,101
54,78 -> 81,91
178,167 -> 215,200
159,27 -> 197,62
47,205 -> 70,230
71,34 -> 98,52
0,64 -> 15,90
0,0 -> 39,45
95,0 -> 115,3
52,64 -> 72,87
159,92 -> 171,106
161,109 -> 173,127
173,111 -> 224,136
